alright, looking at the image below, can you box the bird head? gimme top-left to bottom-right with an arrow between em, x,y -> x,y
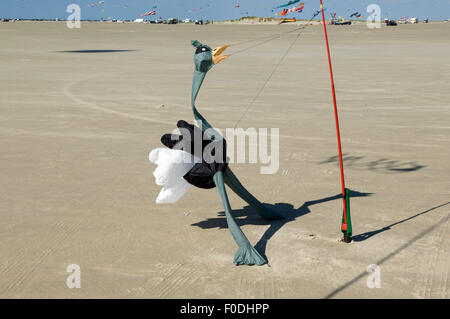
191,40 -> 229,73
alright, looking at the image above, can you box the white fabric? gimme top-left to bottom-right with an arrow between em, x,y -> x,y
149,148 -> 198,204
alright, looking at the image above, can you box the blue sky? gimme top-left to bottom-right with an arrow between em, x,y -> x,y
1,0 -> 449,20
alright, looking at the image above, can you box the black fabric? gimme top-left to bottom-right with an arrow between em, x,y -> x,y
161,120 -> 210,159
161,120 -> 228,189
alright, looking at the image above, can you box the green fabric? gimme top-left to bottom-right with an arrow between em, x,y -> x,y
191,70 -> 221,140
343,188 -> 352,237
223,169 -> 283,220
213,172 -> 267,266
341,188 -> 352,243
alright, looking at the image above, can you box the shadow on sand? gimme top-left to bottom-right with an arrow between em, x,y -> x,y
325,201 -> 450,298
55,50 -> 137,53
320,153 -> 425,174
352,201 -> 450,242
191,190 -> 373,257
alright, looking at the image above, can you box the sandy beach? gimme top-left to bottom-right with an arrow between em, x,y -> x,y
0,21 -> 449,298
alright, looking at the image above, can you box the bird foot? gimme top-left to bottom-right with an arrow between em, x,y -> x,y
233,243 -> 267,266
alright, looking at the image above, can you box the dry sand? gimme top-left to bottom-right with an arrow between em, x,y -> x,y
0,21 -> 449,298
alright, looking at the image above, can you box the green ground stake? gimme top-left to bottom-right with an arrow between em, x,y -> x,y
341,188 -> 353,243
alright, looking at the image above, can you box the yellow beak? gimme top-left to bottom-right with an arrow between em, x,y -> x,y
212,45 -> 230,64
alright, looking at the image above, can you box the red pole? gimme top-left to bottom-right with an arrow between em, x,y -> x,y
319,0 -> 347,230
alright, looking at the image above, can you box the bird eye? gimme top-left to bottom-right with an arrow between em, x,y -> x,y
195,46 -> 210,54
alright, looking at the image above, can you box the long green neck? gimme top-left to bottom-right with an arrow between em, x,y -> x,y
192,70 -> 221,140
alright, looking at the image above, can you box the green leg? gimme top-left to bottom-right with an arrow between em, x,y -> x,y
223,168 -> 284,220
213,171 -> 267,266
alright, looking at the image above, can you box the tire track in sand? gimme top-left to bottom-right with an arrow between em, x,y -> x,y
426,214 -> 449,298
63,77 -> 174,126
414,212 -> 449,299
0,220 -> 84,297
63,77 -> 336,143
147,263 -> 200,298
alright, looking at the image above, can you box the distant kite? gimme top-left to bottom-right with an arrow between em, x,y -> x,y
289,5 -> 304,12
141,11 -> 156,16
350,12 -> 363,18
279,18 -> 297,24
186,7 -> 202,13
88,1 -> 105,8
276,0 -> 301,9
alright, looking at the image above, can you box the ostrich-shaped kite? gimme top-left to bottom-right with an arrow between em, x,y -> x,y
150,40 -> 283,266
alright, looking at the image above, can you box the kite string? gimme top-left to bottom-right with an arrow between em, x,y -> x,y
232,12 -> 320,128
229,25 -> 303,55
229,11 -> 321,57
233,29 -> 302,129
